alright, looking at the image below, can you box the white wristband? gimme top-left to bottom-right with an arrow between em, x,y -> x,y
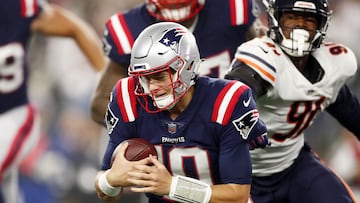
168,175 -> 212,203
98,170 -> 122,197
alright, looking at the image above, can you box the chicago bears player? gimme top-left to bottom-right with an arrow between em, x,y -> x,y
94,22 -> 269,203
90,0 -> 266,125
225,0 -> 360,202
0,0 -> 105,202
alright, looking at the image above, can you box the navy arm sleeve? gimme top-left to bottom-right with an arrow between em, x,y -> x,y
326,85 -> 360,140
225,60 -> 271,99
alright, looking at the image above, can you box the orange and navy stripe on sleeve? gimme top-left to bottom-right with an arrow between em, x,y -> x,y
237,51 -> 276,84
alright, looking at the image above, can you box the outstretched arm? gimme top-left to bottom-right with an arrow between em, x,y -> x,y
326,85 -> 360,141
31,3 -> 106,72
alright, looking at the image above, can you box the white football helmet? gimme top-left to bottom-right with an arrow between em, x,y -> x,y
146,0 -> 205,22
128,22 -> 201,113
263,0 -> 331,57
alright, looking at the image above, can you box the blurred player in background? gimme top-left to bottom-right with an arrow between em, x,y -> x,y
0,0 -> 105,202
90,0 -> 266,125
225,0 -> 360,202
94,22 -> 269,203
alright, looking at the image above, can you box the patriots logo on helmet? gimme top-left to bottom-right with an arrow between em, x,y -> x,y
159,28 -> 186,53
105,107 -> 119,134
232,110 -> 259,139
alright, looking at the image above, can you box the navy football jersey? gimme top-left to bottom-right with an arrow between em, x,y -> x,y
0,0 -> 42,113
103,0 -> 259,78
102,76 -> 267,202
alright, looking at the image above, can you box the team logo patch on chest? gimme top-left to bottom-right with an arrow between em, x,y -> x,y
232,109 -> 259,139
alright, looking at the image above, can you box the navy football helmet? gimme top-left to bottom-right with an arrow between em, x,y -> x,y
263,0 -> 331,56
146,0 -> 205,22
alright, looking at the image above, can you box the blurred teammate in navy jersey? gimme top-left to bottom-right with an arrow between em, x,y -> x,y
0,0 -> 105,202
90,0 -> 266,125
225,0 -> 360,202
94,22 -> 269,203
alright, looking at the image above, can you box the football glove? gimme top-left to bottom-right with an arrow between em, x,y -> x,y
248,133 -> 270,150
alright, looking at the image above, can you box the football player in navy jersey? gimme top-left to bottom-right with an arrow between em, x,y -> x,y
94,22 -> 269,203
90,0 -> 266,125
225,0 -> 360,202
0,0 -> 105,202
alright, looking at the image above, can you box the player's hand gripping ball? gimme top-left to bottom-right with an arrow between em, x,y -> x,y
112,138 -> 157,162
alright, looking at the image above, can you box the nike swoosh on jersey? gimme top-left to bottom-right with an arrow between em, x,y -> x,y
243,96 -> 251,107
258,46 -> 268,53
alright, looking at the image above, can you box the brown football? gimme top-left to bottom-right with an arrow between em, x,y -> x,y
123,138 -> 157,161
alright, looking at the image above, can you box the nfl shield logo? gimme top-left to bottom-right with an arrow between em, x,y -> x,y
168,123 -> 177,134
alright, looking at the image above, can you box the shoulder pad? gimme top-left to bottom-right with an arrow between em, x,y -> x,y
114,77 -> 138,122
234,37 -> 278,85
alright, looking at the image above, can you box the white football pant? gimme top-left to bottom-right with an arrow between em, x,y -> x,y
0,105 -> 41,203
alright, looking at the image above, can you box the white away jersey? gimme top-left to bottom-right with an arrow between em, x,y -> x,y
233,36 -> 358,176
